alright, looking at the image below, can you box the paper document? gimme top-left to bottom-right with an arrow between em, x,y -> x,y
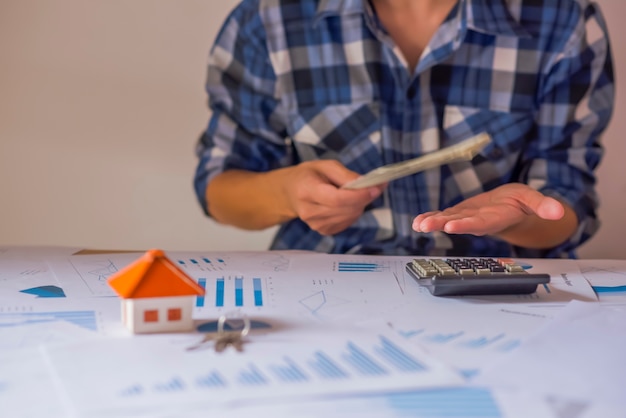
376,303 -> 549,378
474,300 -> 626,407
0,348 -> 68,417
42,324 -> 463,416
342,132 -> 491,190
576,259 -> 626,304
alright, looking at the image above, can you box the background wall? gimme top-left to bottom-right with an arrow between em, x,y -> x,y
1,0 -> 624,258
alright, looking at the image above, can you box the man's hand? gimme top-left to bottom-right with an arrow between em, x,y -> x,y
412,183 -> 576,248
282,160 -> 385,235
206,160 -> 384,235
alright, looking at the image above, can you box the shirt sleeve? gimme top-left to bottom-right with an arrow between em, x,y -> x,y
516,2 -> 615,258
194,2 -> 291,216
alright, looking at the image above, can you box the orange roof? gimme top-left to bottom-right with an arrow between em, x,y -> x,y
107,249 -> 205,298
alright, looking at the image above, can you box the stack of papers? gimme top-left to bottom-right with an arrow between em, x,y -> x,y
0,247 -> 625,417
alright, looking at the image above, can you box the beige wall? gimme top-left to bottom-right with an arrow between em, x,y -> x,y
0,0 -> 624,258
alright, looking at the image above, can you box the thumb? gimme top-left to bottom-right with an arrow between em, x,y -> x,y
318,160 -> 357,187
523,191 -> 565,220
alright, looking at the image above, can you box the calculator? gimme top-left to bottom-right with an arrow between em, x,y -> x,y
405,257 -> 550,296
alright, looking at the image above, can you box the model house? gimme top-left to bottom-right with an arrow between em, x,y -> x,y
107,249 -> 205,334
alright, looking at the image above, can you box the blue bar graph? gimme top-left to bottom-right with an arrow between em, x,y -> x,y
201,257 -> 225,265
154,377 -> 185,392
342,342 -> 388,376
237,364 -> 267,386
0,310 -> 98,331
424,331 -> 464,344
235,277 -> 243,306
216,278 -> 225,307
253,278 -> 263,306
119,385 -> 143,397
200,276 -> 265,308
196,278 -> 206,307
385,387 -> 501,417
196,371 -> 227,388
338,262 -> 382,272
460,333 -> 505,348
177,257 -> 227,270
399,329 -> 424,339
269,357 -> 309,383
308,351 -> 349,379
496,339 -> 521,352
374,336 -> 426,372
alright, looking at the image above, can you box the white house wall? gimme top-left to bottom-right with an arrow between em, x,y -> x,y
126,296 -> 196,334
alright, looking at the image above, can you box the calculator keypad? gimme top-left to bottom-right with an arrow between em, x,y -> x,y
409,258 -> 525,278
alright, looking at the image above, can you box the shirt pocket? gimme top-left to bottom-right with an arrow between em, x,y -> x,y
286,102 -> 383,175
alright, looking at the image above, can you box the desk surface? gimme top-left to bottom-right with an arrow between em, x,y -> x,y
1,247 -> 625,418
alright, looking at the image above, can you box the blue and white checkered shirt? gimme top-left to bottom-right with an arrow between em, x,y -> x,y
195,0 -> 614,257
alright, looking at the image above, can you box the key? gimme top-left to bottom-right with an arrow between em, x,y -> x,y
214,332 -> 244,352
185,333 -> 214,351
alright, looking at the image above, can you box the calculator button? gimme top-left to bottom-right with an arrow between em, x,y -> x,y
506,264 -> 526,273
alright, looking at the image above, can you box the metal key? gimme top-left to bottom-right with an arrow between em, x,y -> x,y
186,333 -> 214,352
214,332 -> 244,352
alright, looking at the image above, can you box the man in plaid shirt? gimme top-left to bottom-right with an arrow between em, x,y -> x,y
194,0 -> 614,257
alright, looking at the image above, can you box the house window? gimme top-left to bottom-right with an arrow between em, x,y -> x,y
168,308 -> 182,321
144,310 -> 159,322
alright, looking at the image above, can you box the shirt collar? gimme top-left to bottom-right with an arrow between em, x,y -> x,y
315,0 -> 531,39
315,0 -> 365,20
464,0 -> 532,38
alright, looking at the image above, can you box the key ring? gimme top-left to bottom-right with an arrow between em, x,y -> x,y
187,312 -> 251,352
217,312 -> 251,339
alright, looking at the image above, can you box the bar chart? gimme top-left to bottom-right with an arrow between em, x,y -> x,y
175,256 -> 227,272
194,275 -> 267,310
334,261 -> 391,273
0,309 -> 99,331
46,329 -> 461,412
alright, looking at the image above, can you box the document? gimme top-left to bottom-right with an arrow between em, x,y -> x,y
42,323 -> 463,416
373,303 -> 550,378
47,252 -> 411,323
474,300 -> 626,408
2,248 -> 626,417
0,257 -> 65,300
0,297 -> 126,344
46,253 -> 597,325
0,348 -> 67,417
576,259 -> 626,304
